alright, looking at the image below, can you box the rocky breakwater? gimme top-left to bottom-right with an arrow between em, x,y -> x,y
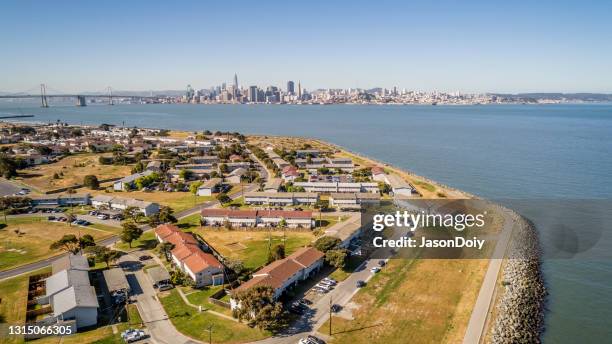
491,212 -> 547,344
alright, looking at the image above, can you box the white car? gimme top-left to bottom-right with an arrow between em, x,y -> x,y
121,329 -> 146,343
370,267 -> 381,273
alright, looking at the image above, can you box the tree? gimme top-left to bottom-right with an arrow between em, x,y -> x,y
121,222 -> 143,248
0,154 -> 18,178
325,248 -> 349,268
158,206 -> 177,223
83,175 -> 100,189
314,236 -> 341,253
158,242 -> 175,262
216,193 -> 231,204
189,181 -> 203,195
378,181 -> 392,195
85,245 -> 122,268
50,234 -> 80,254
179,169 -> 194,180
79,234 -> 96,249
232,286 -> 286,331
122,206 -> 141,223
267,244 -> 285,264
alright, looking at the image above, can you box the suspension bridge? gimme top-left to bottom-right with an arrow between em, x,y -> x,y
0,84 -> 163,107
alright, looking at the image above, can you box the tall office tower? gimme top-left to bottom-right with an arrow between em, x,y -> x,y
233,73 -> 239,89
249,86 -> 258,102
287,81 -> 295,95
297,81 -> 302,99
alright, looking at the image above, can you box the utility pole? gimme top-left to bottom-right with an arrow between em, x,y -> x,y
329,297 -> 332,336
204,324 -> 213,344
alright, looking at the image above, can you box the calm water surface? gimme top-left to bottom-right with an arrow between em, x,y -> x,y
2,101 -> 611,342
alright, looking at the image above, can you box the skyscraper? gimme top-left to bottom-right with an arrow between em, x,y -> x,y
233,73 -> 239,98
287,81 -> 295,95
249,86 -> 258,103
297,81 -> 302,99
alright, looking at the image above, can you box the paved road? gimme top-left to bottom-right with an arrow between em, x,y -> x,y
0,186 -> 251,281
119,251 -> 200,344
462,209 -> 515,344
0,178 -> 22,196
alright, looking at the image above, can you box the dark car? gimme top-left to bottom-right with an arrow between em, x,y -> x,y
378,260 -> 386,267
331,304 -> 342,313
139,255 -> 152,261
356,280 -> 366,288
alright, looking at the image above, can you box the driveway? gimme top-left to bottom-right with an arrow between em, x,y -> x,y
0,178 -> 22,196
119,251 -> 201,344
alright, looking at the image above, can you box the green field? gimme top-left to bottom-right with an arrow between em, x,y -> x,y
160,289 -> 270,344
0,217 -> 117,271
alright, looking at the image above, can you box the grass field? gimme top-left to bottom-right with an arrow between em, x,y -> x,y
183,285 -> 232,315
0,217 -> 117,271
17,153 -> 133,192
160,289 -> 269,344
188,228 -> 315,270
319,258 -> 488,344
92,189 -> 213,213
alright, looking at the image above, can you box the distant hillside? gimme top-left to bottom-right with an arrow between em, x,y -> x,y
491,93 -> 612,102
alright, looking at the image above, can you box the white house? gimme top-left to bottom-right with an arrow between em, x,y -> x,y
113,170 -> 155,191
196,178 -> 223,196
90,195 -> 159,216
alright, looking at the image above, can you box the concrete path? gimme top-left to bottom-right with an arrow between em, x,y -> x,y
462,210 -> 515,344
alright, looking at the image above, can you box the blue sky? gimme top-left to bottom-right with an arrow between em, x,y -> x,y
1,0 -> 611,93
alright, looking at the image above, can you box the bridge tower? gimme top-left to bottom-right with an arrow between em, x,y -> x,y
107,87 -> 114,105
76,95 -> 87,107
40,84 -> 49,108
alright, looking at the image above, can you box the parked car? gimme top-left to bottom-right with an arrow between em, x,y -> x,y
48,216 -> 56,221
97,214 -> 109,220
139,255 -> 152,261
370,267 -> 381,273
356,280 -> 366,288
299,335 -> 326,344
121,329 -> 146,343
331,304 -> 342,313
378,260 -> 386,267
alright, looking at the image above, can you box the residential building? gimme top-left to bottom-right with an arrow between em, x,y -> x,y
243,192 -> 319,206
113,170 -> 155,191
293,181 -> 379,194
196,178 -> 223,196
154,224 -> 224,287
90,195 -> 159,216
201,209 -> 313,229
230,247 -> 324,306
263,179 -> 282,193
226,167 -> 247,184
328,192 -> 381,210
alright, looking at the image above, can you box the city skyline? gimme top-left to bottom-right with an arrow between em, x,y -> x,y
2,0 -> 612,93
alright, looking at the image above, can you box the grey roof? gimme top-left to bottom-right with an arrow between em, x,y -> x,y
52,254 -> 89,274
263,179 -> 282,190
102,268 -> 130,292
45,269 -> 91,298
386,174 -> 412,189
147,266 -> 171,284
199,177 -> 222,189
91,194 -> 114,203
117,170 -> 154,184
52,285 -> 99,315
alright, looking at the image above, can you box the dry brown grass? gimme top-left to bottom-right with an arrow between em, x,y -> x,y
320,258 -> 488,344
17,153 -> 132,192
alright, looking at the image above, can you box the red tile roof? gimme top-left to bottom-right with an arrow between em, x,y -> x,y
183,250 -> 223,273
154,224 -> 180,239
165,231 -> 199,247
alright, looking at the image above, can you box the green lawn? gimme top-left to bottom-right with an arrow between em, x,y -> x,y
184,285 -> 232,315
329,255 -> 366,282
114,231 -> 158,251
191,229 -> 315,271
0,217 -> 116,271
160,289 -> 270,344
